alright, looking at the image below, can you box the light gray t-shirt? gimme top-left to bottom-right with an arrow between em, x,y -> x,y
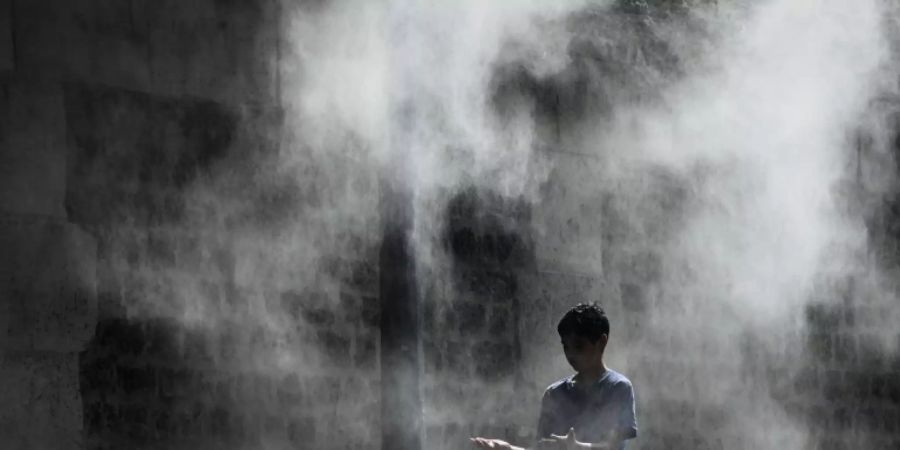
537,370 -> 637,450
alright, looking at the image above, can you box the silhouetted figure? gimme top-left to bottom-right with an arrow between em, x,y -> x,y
471,303 -> 637,449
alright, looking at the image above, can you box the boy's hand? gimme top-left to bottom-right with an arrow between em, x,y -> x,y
469,437 -> 516,449
538,428 -> 607,449
536,437 -> 567,449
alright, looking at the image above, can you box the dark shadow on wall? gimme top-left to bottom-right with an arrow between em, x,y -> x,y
444,187 -> 533,270
417,188 -> 533,448
64,83 -> 250,449
65,80 -> 384,450
65,83 -> 236,227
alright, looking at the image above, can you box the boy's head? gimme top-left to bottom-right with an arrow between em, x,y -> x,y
557,303 -> 610,372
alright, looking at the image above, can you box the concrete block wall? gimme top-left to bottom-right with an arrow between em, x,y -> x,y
1,65 -> 99,450
0,215 -> 97,449
6,3 -> 900,450
0,80 -> 69,217
12,0 -> 279,105
4,1 -> 383,449
0,0 -> 11,73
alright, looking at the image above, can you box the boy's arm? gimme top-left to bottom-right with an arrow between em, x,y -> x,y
469,437 -> 525,449
471,432 -> 618,450
536,389 -> 556,440
471,390 -> 553,450
544,428 -> 614,449
617,381 -> 638,441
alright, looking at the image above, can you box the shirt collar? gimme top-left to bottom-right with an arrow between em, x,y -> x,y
567,370 -> 611,388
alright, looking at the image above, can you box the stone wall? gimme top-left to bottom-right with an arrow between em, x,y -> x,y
5,2 -> 900,450
1,72 -> 98,450
4,1 -> 383,449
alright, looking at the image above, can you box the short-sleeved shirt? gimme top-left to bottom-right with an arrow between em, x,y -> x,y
537,370 -> 637,450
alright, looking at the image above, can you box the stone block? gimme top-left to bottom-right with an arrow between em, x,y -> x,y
64,83 -> 237,226
346,259 -> 379,294
361,295 -> 380,327
301,305 -> 335,327
455,302 -> 487,334
92,318 -> 146,356
807,332 -> 833,362
354,334 -> 377,370
118,364 -> 158,395
146,0 -> 220,24
0,0 -> 11,73
620,282 -> 646,312
11,1 -> 89,78
182,329 -> 214,366
457,268 -> 517,301
68,0 -> 151,90
276,373 -> 304,406
473,341 -> 516,380
287,416 -> 317,445
181,22 -> 232,99
0,79 -> 68,217
215,0 -> 281,106
338,290 -> 359,310
0,353 -> 83,449
154,367 -> 193,400
317,329 -> 351,363
89,32 -> 152,92
0,215 -> 97,352
140,0 -> 274,103
833,333 -> 856,363
144,21 -> 188,96
488,310 -> 509,334
11,0 -> 151,89
442,341 -> 468,374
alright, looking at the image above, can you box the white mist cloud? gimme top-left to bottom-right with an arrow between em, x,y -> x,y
585,0 -> 890,324
568,0 -> 895,447
164,0 -> 898,448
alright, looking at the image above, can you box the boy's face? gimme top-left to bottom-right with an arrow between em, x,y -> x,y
561,333 -> 607,372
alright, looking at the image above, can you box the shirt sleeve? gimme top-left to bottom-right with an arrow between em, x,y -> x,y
536,390 -> 556,439
616,382 -> 638,439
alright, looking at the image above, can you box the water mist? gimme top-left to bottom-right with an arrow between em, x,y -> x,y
279,0 -> 900,448
81,0 -> 900,448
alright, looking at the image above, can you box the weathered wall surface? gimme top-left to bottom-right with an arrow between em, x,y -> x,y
1,56 -> 98,450
5,2 -> 900,450
4,1 -> 381,449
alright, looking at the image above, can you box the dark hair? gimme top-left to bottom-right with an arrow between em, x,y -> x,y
557,303 -> 610,343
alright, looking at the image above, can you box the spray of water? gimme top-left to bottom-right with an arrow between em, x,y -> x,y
276,0 -> 900,447
102,0 -> 900,448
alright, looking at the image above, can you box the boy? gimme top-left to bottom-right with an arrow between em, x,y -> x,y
471,303 -> 637,449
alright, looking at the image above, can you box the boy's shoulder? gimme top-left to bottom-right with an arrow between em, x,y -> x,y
603,369 -> 633,387
544,369 -> 633,394
544,375 -> 575,392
